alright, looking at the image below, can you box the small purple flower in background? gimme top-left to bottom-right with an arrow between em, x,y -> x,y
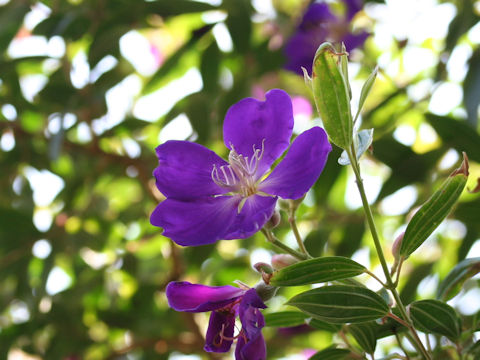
285,0 -> 369,75
166,281 -> 267,359
150,89 -> 331,246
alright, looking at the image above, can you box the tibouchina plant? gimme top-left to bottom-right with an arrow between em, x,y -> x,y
152,43 -> 475,360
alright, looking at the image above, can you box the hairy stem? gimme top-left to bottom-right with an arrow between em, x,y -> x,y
288,213 -> 312,258
261,229 -> 308,260
347,147 -> 431,360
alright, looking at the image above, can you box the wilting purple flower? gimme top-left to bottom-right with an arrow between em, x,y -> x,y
150,89 -> 331,246
285,0 -> 369,75
166,281 -> 267,359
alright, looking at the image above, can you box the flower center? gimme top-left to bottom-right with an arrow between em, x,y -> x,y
211,140 -> 265,197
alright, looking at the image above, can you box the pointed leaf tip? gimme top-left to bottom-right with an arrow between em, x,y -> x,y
451,152 -> 469,177
399,154 -> 469,257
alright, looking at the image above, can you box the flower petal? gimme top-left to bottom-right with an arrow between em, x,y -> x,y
239,289 -> 267,337
342,31 -> 369,52
205,311 -> 236,353
224,195 -> 277,240
223,89 -> 294,176
342,0 -> 363,21
259,127 -> 331,199
236,290 -> 267,360
298,2 -> 336,30
154,140 -> 229,200
166,282 -> 245,312
150,196 -> 240,246
284,31 -> 324,76
235,331 -> 266,360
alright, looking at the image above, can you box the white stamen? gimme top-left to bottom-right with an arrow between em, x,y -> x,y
210,139 -> 266,196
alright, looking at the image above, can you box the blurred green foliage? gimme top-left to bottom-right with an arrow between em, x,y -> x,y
0,0 -> 479,359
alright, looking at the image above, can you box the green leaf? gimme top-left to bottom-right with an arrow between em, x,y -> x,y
426,114 -> 480,163
437,257 -> 480,301
310,347 -> 352,360
200,40 -> 220,93
264,311 -> 308,327
270,256 -> 366,287
312,42 -> 353,149
338,128 -> 373,165
146,0 -> 217,16
340,43 -> 352,100
399,154 -> 469,257
354,66 -> 378,122
287,285 -> 389,324
223,0 -> 252,53
464,49 -> 480,127
0,2 -> 30,50
409,299 -> 461,341
348,321 -> 377,354
308,318 -> 342,332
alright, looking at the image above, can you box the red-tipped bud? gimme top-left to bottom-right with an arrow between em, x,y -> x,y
392,232 -> 404,260
254,262 -> 274,284
271,254 -> 298,270
264,210 -> 281,229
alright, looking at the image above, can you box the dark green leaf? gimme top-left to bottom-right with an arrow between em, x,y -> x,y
287,285 -> 389,323
399,262 -> 434,305
312,42 -> 353,149
354,66 -> 378,122
409,299 -> 461,341
200,39 -> 221,93
348,321 -> 377,354
463,49 -> 480,127
0,2 -> 30,50
308,318 -> 342,332
270,256 -> 366,287
426,114 -> 480,163
264,311 -> 308,327
310,347 -> 353,360
146,0 -> 217,16
399,154 -> 468,257
223,0 -> 252,53
373,135 -> 443,200
437,257 -> 480,300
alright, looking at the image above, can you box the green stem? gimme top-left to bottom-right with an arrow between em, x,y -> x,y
365,269 -> 387,287
394,332 -> 411,360
347,147 -> 431,360
261,229 -> 308,261
288,214 -> 312,258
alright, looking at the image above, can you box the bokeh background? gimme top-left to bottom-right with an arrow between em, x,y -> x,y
1,0 -> 479,359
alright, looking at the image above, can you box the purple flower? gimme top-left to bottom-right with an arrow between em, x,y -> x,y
285,0 -> 369,75
150,89 -> 331,246
166,281 -> 267,359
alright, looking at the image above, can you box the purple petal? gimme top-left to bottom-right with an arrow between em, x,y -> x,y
224,195 -> 277,240
284,31 -> 321,76
239,289 -> 267,337
153,140 -> 229,200
223,89 -> 294,176
259,127 -> 331,199
299,2 -> 336,30
342,31 -> 369,52
150,196 -> 240,246
235,331 -> 266,360
342,0 -> 363,21
166,282 -> 244,312
205,311 -> 236,353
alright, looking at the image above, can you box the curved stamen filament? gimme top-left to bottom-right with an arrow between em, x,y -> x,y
211,139 -> 266,197
213,320 -> 245,348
